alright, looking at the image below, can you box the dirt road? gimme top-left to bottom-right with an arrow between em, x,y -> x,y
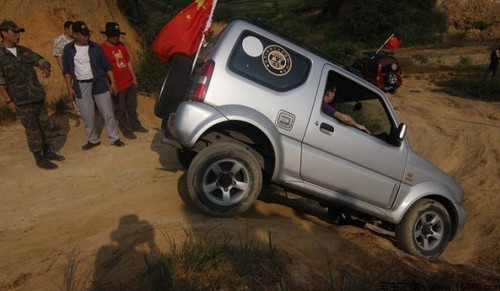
1,50 -> 500,289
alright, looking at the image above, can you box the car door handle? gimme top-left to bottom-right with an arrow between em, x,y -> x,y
320,122 -> 334,133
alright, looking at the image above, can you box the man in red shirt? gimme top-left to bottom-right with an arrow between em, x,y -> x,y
101,22 -> 147,140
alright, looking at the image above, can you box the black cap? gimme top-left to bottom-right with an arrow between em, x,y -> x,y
72,21 -> 92,36
0,20 -> 25,33
101,22 -> 126,37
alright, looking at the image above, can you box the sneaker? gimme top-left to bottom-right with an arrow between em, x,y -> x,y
82,141 -> 101,151
112,139 -> 125,147
133,125 -> 149,133
123,131 -> 137,140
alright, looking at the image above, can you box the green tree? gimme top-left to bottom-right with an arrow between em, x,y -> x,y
341,0 -> 446,46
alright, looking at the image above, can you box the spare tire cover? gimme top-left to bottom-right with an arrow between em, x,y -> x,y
154,54 -> 194,119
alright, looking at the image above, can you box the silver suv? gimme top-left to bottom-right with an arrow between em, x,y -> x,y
155,20 -> 467,259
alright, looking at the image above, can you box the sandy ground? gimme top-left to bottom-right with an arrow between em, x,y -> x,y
1,45 -> 500,289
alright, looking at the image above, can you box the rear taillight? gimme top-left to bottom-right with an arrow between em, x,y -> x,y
376,64 -> 381,84
191,60 -> 215,102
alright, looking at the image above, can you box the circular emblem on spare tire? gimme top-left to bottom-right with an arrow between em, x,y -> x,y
262,45 -> 292,76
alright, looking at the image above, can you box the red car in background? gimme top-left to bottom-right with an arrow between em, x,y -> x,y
352,51 -> 402,93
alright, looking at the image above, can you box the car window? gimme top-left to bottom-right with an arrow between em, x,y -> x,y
228,30 -> 311,92
323,71 -> 393,136
381,63 -> 395,73
199,30 -> 224,62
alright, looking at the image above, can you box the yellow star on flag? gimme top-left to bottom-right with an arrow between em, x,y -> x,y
196,0 -> 207,10
152,0 -> 215,63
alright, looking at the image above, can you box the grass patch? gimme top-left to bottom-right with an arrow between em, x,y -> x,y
134,226 -> 292,291
399,51 -> 500,102
435,74 -> 500,101
400,53 -> 484,75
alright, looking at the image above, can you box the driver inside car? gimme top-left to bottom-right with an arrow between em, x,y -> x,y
321,84 -> 371,134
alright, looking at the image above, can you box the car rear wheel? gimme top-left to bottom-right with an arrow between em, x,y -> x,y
186,143 -> 262,217
154,54 -> 194,119
395,199 -> 451,259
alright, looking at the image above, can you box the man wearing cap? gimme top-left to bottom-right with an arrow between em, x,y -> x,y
101,22 -> 148,140
62,21 -> 125,150
0,20 -> 65,170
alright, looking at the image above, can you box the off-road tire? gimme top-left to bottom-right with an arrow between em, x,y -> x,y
395,199 -> 451,259
186,143 -> 262,217
154,54 -> 194,119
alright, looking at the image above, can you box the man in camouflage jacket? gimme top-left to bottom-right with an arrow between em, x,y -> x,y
0,20 -> 65,169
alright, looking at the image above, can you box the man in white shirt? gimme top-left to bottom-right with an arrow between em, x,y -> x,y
62,21 -> 124,150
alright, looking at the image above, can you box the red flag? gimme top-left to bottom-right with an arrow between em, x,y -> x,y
385,34 -> 402,50
152,0 -> 216,63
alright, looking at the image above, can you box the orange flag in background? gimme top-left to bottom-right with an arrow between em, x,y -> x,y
385,34 -> 402,50
152,0 -> 216,63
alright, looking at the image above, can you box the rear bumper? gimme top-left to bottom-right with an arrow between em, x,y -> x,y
164,101 -> 227,148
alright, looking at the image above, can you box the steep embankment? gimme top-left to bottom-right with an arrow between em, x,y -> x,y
436,0 -> 500,40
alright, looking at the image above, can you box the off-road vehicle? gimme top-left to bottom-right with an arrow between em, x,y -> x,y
352,51 -> 403,93
155,20 -> 466,259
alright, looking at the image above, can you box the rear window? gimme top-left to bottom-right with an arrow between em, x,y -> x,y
228,30 -> 311,92
381,62 -> 397,73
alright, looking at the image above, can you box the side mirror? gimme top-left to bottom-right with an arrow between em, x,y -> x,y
397,123 -> 407,140
389,123 -> 407,146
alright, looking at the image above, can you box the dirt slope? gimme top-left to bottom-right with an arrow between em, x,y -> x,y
1,78 -> 500,289
394,45 -> 500,271
1,1 -> 500,290
436,0 -> 500,40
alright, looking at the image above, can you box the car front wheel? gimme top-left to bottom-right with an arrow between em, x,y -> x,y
186,143 -> 262,217
395,199 -> 451,259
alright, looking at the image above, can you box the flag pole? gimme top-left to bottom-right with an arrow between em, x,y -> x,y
191,0 -> 218,72
372,33 -> 394,59
192,33 -> 206,72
